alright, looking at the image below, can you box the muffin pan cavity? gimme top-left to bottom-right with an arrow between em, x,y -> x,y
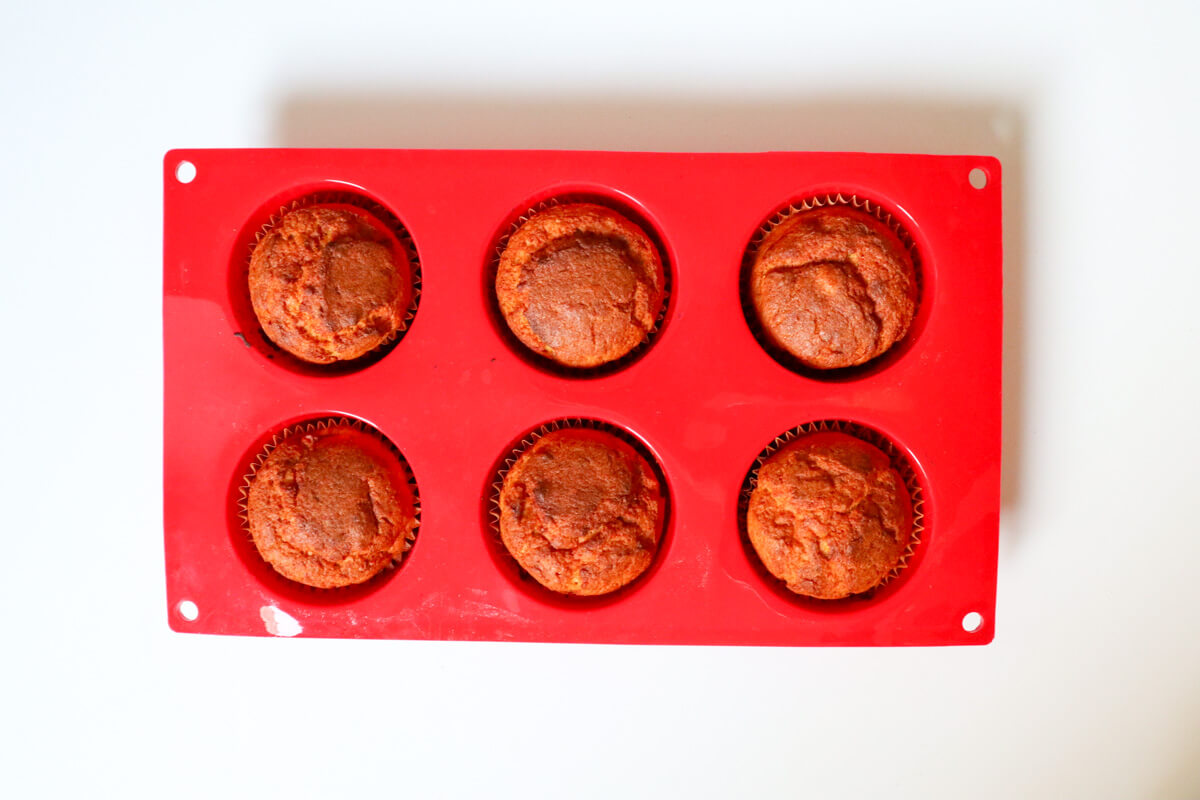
226,184 -> 422,377
484,187 -> 674,378
165,150 -> 1001,644
226,414 -> 422,607
740,193 -> 931,383
481,418 -> 674,611
737,419 -> 927,615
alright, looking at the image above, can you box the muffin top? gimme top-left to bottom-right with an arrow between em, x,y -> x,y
746,431 -> 911,599
498,428 -> 664,596
750,206 -> 916,370
496,203 -> 664,368
246,424 -> 416,589
249,205 -> 411,364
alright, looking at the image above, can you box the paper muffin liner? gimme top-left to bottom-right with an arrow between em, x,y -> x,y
737,419 -> 925,599
486,418 -> 670,598
739,193 -> 923,377
237,416 -> 421,592
246,191 -> 423,365
488,195 -> 672,377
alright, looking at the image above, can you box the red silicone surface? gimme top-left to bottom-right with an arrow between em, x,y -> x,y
163,149 -> 1002,645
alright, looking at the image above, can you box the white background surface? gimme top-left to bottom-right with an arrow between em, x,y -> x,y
2,2 -> 1198,797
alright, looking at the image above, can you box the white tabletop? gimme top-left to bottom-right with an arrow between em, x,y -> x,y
2,2 -> 1198,798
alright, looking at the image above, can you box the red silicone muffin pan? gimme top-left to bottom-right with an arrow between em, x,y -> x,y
163,148 -> 1002,645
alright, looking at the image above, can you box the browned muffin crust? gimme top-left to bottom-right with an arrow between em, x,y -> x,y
746,432 -> 912,599
498,428 -> 664,596
249,206 -> 411,364
750,206 -> 917,370
496,203 -> 665,368
246,425 -> 416,589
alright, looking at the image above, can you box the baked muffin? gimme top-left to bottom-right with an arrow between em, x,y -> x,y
746,431 -> 911,599
496,203 -> 665,368
498,428 -> 664,596
246,424 -> 416,589
749,206 -> 917,370
249,205 -> 412,364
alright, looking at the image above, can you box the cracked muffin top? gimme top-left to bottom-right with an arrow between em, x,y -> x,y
246,424 -> 416,589
498,428 -> 665,596
746,431 -> 912,599
249,205 -> 412,364
749,206 -> 916,370
496,203 -> 665,368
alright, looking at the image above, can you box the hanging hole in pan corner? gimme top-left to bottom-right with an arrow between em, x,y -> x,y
962,611 -> 984,632
175,160 -> 197,184
177,600 -> 199,621
968,168 -> 988,190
